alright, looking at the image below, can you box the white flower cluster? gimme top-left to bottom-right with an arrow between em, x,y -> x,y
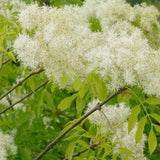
87,99 -> 147,160
0,131 -> 17,160
0,0 -> 26,50
0,0 -> 26,18
14,0 -> 160,96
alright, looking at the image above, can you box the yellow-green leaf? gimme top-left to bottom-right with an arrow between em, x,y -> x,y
28,76 -> 35,92
148,129 -> 157,155
76,96 -> 83,116
135,116 -> 146,144
128,105 -> 141,133
145,98 -> 160,105
60,73 -> 68,87
120,155 -> 130,160
103,144 -> 112,157
112,153 -> 118,160
73,76 -> 81,91
65,141 -> 75,160
78,82 -> 89,98
78,140 -> 90,150
154,124 -> 160,133
7,52 -> 16,63
118,147 -> 135,158
151,113 -> 160,124
58,94 -> 77,111
63,134 -> 80,141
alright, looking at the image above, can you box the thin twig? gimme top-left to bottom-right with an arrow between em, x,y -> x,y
99,110 -> 119,139
0,79 -> 49,114
1,52 -> 4,64
1,54 -> 18,66
0,68 -> 44,101
63,149 -> 88,160
62,140 -> 100,160
34,88 -> 126,160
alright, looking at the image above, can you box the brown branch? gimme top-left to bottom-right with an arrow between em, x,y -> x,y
63,140 -> 100,160
0,79 -> 49,114
0,68 -> 44,100
63,149 -> 88,160
34,88 -> 126,160
1,54 -> 18,67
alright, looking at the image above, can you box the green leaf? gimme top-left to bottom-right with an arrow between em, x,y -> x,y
148,128 -> 157,155
7,52 -> 16,63
88,156 -> 96,160
28,76 -> 35,92
58,94 -> 77,111
73,76 -> 81,91
97,80 -> 108,101
76,96 -> 82,116
120,155 -> 130,160
135,116 -> 146,144
78,140 -> 90,149
60,73 -> 68,87
151,113 -> 160,124
118,147 -> 135,158
63,134 -> 80,141
112,153 -> 118,160
102,144 -> 112,157
118,94 -> 132,103
154,124 -> 160,133
74,126 -> 86,132
145,98 -> 160,105
128,105 -> 141,133
65,141 -> 75,160
78,82 -> 89,98
87,72 -> 107,101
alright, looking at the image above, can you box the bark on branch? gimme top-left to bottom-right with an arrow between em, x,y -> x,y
0,79 -> 49,114
0,68 -> 44,100
1,54 -> 18,67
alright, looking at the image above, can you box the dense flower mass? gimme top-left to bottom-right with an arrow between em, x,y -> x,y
14,0 -> 160,96
0,0 -> 26,50
0,130 -> 17,160
0,0 -> 26,18
86,99 -> 147,160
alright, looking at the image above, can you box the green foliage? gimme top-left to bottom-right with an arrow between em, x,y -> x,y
89,17 -> 102,32
135,116 -> 147,144
148,128 -> 157,154
128,105 -> 141,133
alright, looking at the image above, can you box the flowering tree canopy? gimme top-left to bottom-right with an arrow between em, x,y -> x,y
1,0 -> 160,159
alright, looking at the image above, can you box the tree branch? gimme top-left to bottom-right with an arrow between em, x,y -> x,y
1,54 -> 18,67
0,79 -> 49,114
63,140 -> 100,160
34,88 -> 126,160
0,68 -> 44,100
63,149 -> 88,160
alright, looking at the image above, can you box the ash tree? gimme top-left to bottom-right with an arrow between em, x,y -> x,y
1,0 -> 160,159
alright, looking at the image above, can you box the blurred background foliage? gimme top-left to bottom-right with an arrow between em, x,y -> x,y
21,0 -> 160,10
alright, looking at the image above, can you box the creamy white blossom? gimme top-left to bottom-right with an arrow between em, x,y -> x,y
112,122 -> 147,160
13,0 -> 160,96
0,131 -> 17,160
86,99 -> 130,132
86,99 -> 147,159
